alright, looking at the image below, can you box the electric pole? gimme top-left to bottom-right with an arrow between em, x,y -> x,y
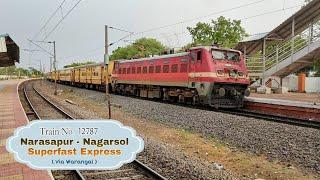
40,60 -> 43,85
50,57 -> 52,72
105,25 -> 111,119
53,41 -> 58,95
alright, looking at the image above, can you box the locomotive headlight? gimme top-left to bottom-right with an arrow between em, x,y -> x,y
218,88 -> 225,97
230,88 -> 237,96
229,70 -> 237,77
238,72 -> 244,77
217,70 -> 224,76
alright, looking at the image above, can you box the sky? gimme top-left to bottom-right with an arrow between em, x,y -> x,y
0,0 -> 306,71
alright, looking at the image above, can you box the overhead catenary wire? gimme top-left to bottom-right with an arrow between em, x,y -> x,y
43,0 -> 83,40
125,4 -> 302,44
133,0 -> 266,36
52,1 -> 303,66
59,26 -> 134,60
32,0 -> 67,40
27,39 -> 54,56
60,3 -> 302,63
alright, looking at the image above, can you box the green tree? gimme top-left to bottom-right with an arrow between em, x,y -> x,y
28,67 -> 42,76
304,0 -> 320,76
63,61 -> 95,68
0,66 -> 31,77
187,16 -> 247,48
110,38 -> 166,60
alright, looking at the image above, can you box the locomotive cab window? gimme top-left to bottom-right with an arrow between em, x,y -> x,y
212,50 -> 240,61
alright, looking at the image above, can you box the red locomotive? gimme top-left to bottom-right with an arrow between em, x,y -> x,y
111,46 -> 250,108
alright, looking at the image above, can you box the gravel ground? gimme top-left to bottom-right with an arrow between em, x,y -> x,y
139,137 -> 235,180
35,81 -> 236,180
39,81 -> 320,175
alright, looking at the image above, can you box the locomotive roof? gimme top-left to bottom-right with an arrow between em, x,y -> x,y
190,46 -> 242,53
72,62 -> 105,68
116,52 -> 189,63
60,67 -> 74,71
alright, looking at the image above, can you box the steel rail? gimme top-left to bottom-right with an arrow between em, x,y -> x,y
23,82 -> 85,180
132,159 -> 167,180
32,86 -> 74,119
23,84 -> 41,120
25,80 -> 166,180
218,109 -> 320,129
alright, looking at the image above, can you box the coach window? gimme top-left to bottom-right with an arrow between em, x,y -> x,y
127,68 -> 131,74
197,50 -> 202,61
163,65 -> 169,73
132,67 -> 136,74
155,66 -> 161,73
137,67 -> 142,74
180,64 -> 188,72
123,68 -> 126,74
143,66 -> 147,74
118,68 -> 122,74
171,64 -> 178,73
149,66 -> 154,73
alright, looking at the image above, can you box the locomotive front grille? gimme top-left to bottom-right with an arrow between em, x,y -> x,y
210,83 -> 247,108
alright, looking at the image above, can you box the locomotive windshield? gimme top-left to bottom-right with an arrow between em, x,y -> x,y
212,50 -> 240,61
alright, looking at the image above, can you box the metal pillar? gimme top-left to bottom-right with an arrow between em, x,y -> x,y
309,20 -> 314,45
243,45 -> 247,63
291,18 -> 295,60
53,41 -> 57,95
105,25 -> 111,119
276,44 -> 279,71
262,38 -> 266,86
50,57 -> 52,72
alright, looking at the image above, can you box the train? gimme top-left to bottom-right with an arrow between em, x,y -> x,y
47,46 -> 250,108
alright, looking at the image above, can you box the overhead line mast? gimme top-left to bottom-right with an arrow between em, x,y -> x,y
105,25 -> 111,119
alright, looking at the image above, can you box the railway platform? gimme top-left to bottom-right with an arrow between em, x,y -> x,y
249,92 -> 320,104
244,95 -> 320,121
0,80 -> 52,180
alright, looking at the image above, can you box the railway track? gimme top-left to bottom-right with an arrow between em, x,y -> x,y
22,80 -> 166,180
167,101 -> 320,129
217,109 -> 320,129
45,80 -> 320,129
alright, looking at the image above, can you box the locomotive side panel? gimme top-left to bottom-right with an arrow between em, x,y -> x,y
113,53 -> 190,87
